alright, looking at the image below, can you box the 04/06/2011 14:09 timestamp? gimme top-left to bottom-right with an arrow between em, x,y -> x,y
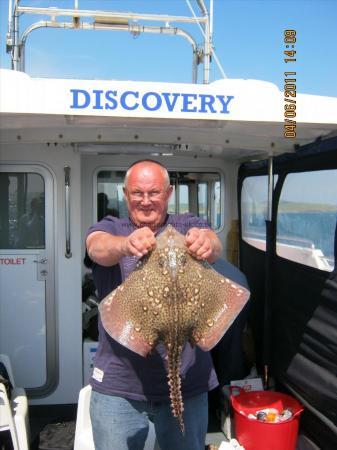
284,29 -> 296,138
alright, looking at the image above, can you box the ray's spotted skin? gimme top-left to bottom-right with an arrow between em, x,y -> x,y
99,225 -> 250,432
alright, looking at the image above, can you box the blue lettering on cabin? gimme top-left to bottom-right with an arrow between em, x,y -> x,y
181,93 -> 198,112
199,94 -> 216,113
70,89 -> 90,108
93,90 -> 104,109
105,90 -> 118,110
70,89 -> 234,114
161,92 -> 180,111
120,91 -> 139,110
217,95 -> 234,114
142,92 -> 162,111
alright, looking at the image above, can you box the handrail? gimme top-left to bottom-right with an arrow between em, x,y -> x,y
16,6 -> 207,25
19,20 -> 200,82
64,166 -> 72,259
7,2 -> 213,83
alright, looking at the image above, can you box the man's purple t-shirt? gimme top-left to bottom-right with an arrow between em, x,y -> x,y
86,213 -> 219,401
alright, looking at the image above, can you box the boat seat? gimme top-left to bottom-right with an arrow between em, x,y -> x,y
0,354 -> 30,450
74,384 -> 158,450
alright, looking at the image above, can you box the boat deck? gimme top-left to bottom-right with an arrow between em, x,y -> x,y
27,404 -> 228,449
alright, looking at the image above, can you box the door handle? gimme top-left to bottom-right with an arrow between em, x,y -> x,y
64,166 -> 72,258
33,257 -> 48,264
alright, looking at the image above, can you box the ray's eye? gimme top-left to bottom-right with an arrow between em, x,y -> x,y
179,254 -> 187,266
158,255 -> 166,268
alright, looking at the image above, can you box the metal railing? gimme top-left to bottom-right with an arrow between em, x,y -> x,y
6,0 -> 215,83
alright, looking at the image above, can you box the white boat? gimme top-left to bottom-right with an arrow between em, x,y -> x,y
1,1 -> 336,449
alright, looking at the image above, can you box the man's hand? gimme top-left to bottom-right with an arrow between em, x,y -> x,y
122,227 -> 157,258
185,227 -> 222,263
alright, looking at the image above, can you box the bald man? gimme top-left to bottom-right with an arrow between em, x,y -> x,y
86,160 -> 222,450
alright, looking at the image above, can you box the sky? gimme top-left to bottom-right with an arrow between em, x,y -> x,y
0,0 -> 337,97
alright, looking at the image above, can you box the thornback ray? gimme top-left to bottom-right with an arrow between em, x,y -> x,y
99,224 -> 250,432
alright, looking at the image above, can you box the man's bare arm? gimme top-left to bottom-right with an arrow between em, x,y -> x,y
86,227 -> 157,267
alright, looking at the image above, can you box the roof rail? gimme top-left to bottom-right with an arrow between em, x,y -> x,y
6,0 -> 215,83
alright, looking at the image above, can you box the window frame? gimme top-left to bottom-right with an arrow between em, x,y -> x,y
239,168 -> 336,272
93,166 -> 225,231
275,169 -> 336,272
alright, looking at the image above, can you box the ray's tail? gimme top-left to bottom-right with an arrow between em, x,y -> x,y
167,342 -> 185,433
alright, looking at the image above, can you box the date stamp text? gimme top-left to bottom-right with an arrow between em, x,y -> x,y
284,30 -> 297,138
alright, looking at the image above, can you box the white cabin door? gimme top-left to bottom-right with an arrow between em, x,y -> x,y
0,165 -> 56,397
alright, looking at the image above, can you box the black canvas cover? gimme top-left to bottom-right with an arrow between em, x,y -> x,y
238,137 -> 337,449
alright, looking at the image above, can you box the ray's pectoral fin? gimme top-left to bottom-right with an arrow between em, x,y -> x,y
99,271 -> 160,357
190,265 -> 250,352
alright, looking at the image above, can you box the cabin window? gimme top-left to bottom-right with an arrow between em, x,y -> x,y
276,170 -> 336,271
0,173 -> 45,249
96,170 -> 126,220
96,170 -> 221,229
241,175 -> 271,250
